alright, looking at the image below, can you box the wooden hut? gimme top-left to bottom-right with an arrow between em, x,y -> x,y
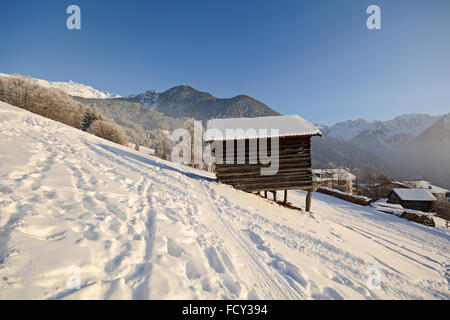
387,188 -> 437,212
206,115 -> 322,211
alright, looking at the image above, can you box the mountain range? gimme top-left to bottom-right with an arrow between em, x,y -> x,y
320,114 -> 442,149
126,85 -> 280,120
320,113 -> 450,188
391,113 -> 450,188
2,73 -> 448,188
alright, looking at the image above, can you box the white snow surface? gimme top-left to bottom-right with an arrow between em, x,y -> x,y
371,200 -> 436,217
402,181 -> 448,195
206,115 -> 322,141
0,73 -> 121,99
0,101 -> 449,300
318,187 -> 370,202
392,188 -> 437,202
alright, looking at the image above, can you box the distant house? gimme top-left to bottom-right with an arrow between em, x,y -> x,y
390,181 -> 410,189
370,181 -> 410,199
312,168 -> 355,194
206,115 -> 322,211
402,180 -> 449,201
387,188 -> 437,212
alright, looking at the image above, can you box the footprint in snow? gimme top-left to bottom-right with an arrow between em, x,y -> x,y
205,247 -> 225,274
185,260 -> 202,280
46,231 -> 67,242
166,238 -> 184,257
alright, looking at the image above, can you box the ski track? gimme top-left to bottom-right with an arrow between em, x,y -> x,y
0,103 -> 449,299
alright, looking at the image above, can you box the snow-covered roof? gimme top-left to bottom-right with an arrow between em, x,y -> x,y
205,115 -> 322,141
392,188 -> 437,201
401,181 -> 448,195
391,181 -> 410,188
312,169 -> 356,181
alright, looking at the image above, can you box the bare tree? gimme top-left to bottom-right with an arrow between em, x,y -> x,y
0,74 -> 129,146
183,118 -> 205,169
0,74 -> 86,128
361,169 -> 377,199
435,200 -> 450,221
87,120 -> 128,146
353,168 -> 361,188
328,162 -> 336,189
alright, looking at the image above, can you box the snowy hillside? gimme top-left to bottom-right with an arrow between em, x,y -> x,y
0,73 -> 121,99
0,101 -> 449,300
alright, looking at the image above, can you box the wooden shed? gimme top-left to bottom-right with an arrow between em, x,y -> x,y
206,115 -> 322,211
387,188 -> 437,212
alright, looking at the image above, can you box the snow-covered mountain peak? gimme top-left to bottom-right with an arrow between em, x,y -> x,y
356,117 -> 371,124
326,118 -> 372,140
35,78 -> 121,99
327,113 -> 442,148
127,89 -> 160,106
314,123 -> 330,131
0,73 -> 121,99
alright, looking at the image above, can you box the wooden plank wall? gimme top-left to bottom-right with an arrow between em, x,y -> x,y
215,136 -> 313,192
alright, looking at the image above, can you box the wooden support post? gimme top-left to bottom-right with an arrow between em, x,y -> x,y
306,189 -> 312,212
283,190 -> 288,205
264,191 -> 268,199
273,191 -> 277,202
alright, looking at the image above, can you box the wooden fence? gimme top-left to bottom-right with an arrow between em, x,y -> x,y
316,187 -> 371,206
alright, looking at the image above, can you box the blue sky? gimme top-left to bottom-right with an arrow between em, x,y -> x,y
1,0 -> 449,125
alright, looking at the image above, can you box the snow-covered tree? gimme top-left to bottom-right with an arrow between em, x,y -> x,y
0,74 -> 130,146
81,108 -> 100,131
87,120 -> 128,146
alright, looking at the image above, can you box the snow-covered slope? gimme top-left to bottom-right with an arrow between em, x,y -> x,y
0,73 -> 120,99
0,101 -> 449,300
325,114 -> 442,148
